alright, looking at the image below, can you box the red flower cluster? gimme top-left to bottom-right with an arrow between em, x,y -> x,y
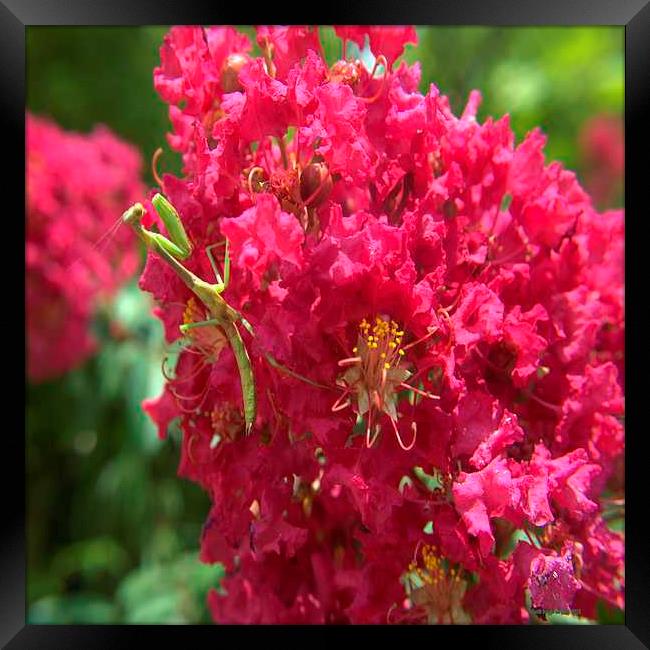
142,26 -> 624,623
26,113 -> 143,382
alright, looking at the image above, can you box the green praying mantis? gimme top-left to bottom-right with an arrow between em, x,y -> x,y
122,194 -> 257,435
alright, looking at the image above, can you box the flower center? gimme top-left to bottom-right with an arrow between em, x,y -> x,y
210,402 -> 244,442
329,59 -> 361,86
402,544 -> 468,624
354,316 -> 406,387
335,316 -> 422,450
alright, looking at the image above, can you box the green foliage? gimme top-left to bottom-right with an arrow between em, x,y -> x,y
27,27 -> 181,184
29,594 -> 119,624
27,282 -> 214,622
29,553 -> 223,624
116,553 -> 224,623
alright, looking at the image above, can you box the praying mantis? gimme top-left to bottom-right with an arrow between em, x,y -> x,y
122,194 -> 257,435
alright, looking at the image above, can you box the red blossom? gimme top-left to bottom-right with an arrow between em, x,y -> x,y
256,26 -> 322,80
139,25 -> 624,623
452,456 -> 520,556
220,193 -> 304,288
528,548 -> 581,613
334,26 -> 417,66
26,113 -> 143,381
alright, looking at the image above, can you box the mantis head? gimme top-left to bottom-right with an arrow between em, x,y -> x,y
122,202 -> 146,227
121,194 -> 193,261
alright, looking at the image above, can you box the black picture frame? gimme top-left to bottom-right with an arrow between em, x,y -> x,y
6,0 -> 648,646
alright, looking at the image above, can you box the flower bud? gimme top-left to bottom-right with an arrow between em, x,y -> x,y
248,166 -> 268,193
300,161 -> 333,208
221,53 -> 249,93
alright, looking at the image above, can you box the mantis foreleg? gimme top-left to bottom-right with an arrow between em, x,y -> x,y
180,319 -> 222,333
180,316 -> 256,435
240,317 -> 255,337
205,241 -> 227,292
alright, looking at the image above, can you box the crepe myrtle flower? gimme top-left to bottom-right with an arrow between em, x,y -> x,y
26,113 -> 143,381
138,25 -> 624,624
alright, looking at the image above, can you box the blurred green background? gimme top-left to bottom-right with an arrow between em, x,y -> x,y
26,26 -> 624,624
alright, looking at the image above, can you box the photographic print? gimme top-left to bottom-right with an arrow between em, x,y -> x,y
25,24 -> 625,627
